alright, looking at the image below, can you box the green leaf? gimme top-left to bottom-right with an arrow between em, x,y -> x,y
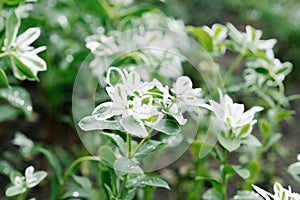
221,165 -> 250,180
102,132 -> 126,155
218,132 -> 241,152
72,174 -> 92,189
187,26 -> 213,52
191,141 -> 214,159
138,177 -> 170,190
114,157 -> 143,175
0,68 -> 9,87
147,119 -> 180,135
238,124 -> 251,138
5,186 -> 26,197
275,110 -> 295,122
0,160 -> 15,176
196,176 -> 223,193
98,145 -> 116,167
117,5 -> 156,19
92,102 -> 114,120
36,147 -> 63,184
61,187 -> 97,199
11,55 -> 38,80
241,135 -> 261,147
5,10 -> 20,48
78,115 -> 122,131
0,105 -> 18,122
259,119 -> 270,137
0,86 -> 33,116
263,133 -> 281,152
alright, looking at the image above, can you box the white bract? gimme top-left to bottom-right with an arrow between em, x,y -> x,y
80,67 -> 204,138
2,10 -> 47,80
5,166 -> 47,197
297,154 -> 300,161
227,23 -> 277,55
12,132 -> 34,157
253,182 -> 300,200
209,90 -> 263,138
203,23 -> 228,57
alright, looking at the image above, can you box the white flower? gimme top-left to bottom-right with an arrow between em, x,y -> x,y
5,166 -> 47,197
227,23 -> 277,54
297,154 -> 300,161
3,24 -> 47,80
12,132 -> 34,157
253,182 -> 300,200
209,90 -> 263,138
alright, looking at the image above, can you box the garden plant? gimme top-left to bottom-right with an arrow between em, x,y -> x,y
0,0 -> 300,200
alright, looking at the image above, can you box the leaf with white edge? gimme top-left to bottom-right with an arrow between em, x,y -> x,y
15,27 -> 41,48
263,133 -> 281,152
5,10 -> 20,49
107,67 -> 124,86
287,162 -> 300,185
12,55 -> 38,80
92,102 -> 114,120
187,26 -> 213,52
139,177 -> 170,190
161,132 -> 183,148
147,119 -> 180,135
0,68 -> 9,87
5,186 -> 26,197
72,174 -> 92,189
218,132 -> 241,152
120,117 -> 148,138
0,105 -> 18,122
102,132 -> 126,155
241,134 -> 262,147
252,185 -> 272,200
114,157 -> 143,175
79,115 -> 122,131
26,171 -> 47,188
0,86 -> 33,116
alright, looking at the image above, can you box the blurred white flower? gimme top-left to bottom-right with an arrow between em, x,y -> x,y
12,132 -> 34,157
209,90 -> 263,138
253,182 -> 300,200
3,24 -> 47,80
5,166 -> 47,197
227,23 -> 277,54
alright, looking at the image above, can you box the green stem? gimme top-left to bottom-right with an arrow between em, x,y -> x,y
130,136 -> 149,158
127,133 -> 132,158
223,150 -> 229,200
288,94 -> 300,101
119,174 -> 128,199
223,53 -> 244,85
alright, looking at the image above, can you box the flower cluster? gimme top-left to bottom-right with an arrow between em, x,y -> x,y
80,67 -> 203,138
209,90 -> 263,138
85,12 -> 186,85
5,166 -> 47,197
253,182 -> 300,200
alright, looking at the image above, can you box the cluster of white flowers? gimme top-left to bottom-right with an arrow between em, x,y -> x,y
5,166 -> 47,197
12,132 -> 34,158
253,182 -> 300,200
85,12 -> 186,85
82,67 -> 203,138
208,90 -> 263,138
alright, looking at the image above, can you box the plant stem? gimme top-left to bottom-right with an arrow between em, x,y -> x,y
223,53 -> 244,85
223,150 -> 229,200
119,174 -> 128,199
130,136 -> 149,158
127,133 -> 132,158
